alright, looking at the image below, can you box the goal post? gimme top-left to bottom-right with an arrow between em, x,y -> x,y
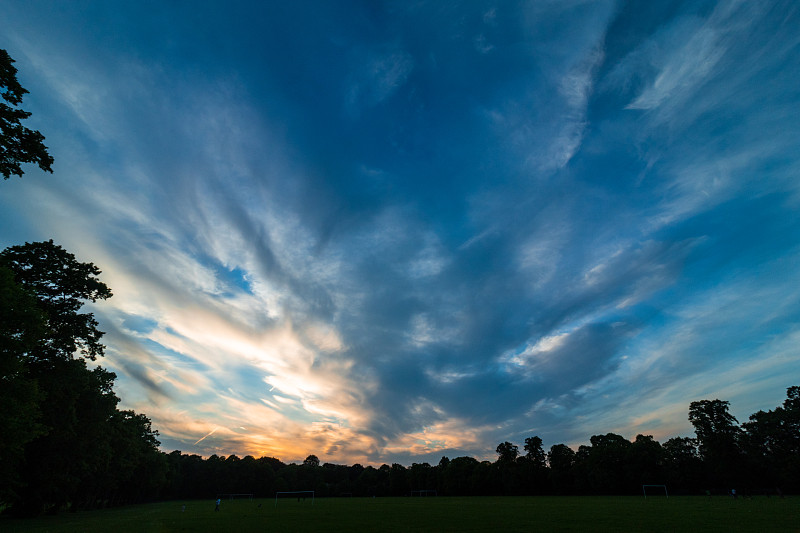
642,485 -> 668,498
275,490 -> 315,507
410,489 -> 437,497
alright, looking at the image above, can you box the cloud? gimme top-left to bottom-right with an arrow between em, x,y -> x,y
502,321 -> 636,391
625,23 -> 724,111
346,47 -> 414,115
3,1 -> 800,465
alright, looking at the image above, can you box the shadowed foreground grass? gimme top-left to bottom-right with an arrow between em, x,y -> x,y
2,495 -> 798,532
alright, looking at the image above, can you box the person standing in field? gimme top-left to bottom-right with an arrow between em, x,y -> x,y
215,498 -> 221,511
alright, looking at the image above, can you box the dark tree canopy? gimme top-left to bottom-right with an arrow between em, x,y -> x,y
523,436 -> 546,468
1,241 -> 161,516
0,240 -> 112,361
0,49 -> 53,180
688,398 -> 743,487
303,454 -> 320,468
0,264 -> 45,366
496,441 -> 519,463
741,386 -> 800,489
547,443 -> 576,471
0,265 -> 46,497
688,399 -> 741,458
743,386 -> 800,457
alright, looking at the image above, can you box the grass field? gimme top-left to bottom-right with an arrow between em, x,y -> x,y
2,495 -> 797,532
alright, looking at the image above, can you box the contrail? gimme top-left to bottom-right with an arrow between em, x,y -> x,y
193,426 -> 220,445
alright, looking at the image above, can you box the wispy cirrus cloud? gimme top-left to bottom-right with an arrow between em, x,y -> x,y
345,47 -> 414,116
2,1 -> 799,465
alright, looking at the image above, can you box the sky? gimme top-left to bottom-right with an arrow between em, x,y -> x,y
2,0 -> 799,466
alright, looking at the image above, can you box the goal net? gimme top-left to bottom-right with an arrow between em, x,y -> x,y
410,490 -> 437,497
275,490 -> 315,506
642,485 -> 669,498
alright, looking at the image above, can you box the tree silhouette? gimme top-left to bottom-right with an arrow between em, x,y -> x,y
1,241 -> 162,515
0,265 -> 45,502
495,441 -> 519,463
689,399 -> 742,488
523,436 -> 546,468
1,240 -> 112,362
303,454 -> 320,468
547,444 -> 576,494
625,434 -> 664,488
742,387 -> 800,491
0,49 -> 53,180
663,436 -> 702,491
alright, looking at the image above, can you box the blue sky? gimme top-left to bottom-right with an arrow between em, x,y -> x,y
2,0 -> 799,465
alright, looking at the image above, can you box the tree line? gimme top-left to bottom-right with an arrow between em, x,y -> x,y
150,388 -> 800,501
2,240 -> 797,518
1,48 -> 798,517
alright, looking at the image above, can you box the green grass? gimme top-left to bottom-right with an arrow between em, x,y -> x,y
2,495 -> 798,532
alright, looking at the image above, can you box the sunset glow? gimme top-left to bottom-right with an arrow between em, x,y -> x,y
2,1 -> 799,466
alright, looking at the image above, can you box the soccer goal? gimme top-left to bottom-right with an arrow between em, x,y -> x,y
642,485 -> 669,498
275,490 -> 315,506
410,489 -> 437,497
